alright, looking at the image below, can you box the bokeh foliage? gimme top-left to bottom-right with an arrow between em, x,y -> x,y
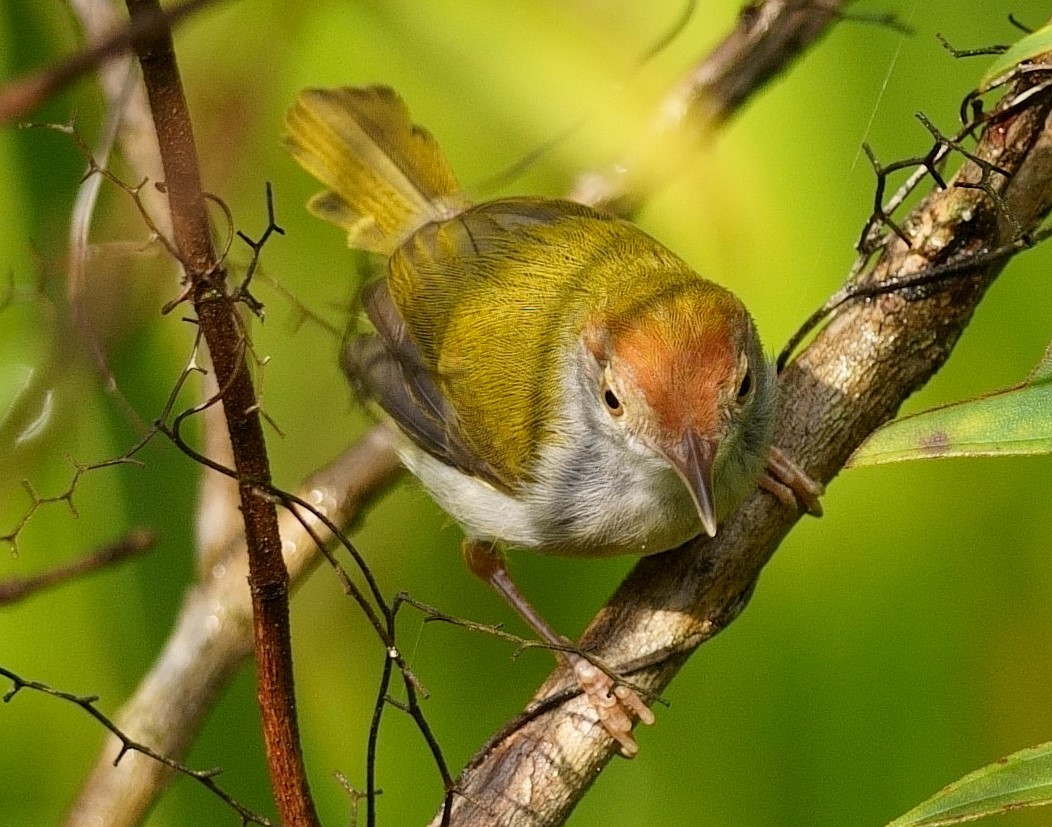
2,2 -> 1052,825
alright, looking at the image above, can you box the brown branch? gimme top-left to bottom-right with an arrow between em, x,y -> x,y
436,48 -> 1052,827
122,1 -> 318,824
0,0 -> 224,127
569,0 -> 850,215
0,528 -> 155,606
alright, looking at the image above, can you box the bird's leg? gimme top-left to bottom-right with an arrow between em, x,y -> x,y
461,539 -> 655,757
761,445 -> 824,516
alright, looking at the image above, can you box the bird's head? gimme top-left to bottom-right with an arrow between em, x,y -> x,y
583,283 -> 766,537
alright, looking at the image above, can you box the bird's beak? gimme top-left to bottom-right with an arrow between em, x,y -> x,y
662,430 -> 719,538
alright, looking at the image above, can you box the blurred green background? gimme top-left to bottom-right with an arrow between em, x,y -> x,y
3,1 -> 1052,825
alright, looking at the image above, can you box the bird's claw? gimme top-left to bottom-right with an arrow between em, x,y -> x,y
572,657 -> 655,758
763,445 -> 824,517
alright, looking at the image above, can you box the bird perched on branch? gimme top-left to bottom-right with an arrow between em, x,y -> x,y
285,85 -> 821,756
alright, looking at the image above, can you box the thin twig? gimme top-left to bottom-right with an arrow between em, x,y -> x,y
935,32 -> 1008,60
234,183 -> 286,317
0,528 -> 155,605
0,0 -> 226,126
1,456 -> 146,557
0,666 -> 270,825
781,82 -> 1052,371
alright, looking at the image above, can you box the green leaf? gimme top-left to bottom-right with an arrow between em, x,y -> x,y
979,24 -> 1052,92
886,741 -> 1052,827
848,341 -> 1052,467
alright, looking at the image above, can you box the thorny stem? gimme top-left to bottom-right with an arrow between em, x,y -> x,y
0,666 -> 270,825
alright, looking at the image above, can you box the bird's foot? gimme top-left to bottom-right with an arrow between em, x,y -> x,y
570,656 -> 655,758
462,538 -> 657,755
762,445 -> 824,516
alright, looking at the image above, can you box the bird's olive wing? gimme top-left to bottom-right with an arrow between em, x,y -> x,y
341,280 -> 513,492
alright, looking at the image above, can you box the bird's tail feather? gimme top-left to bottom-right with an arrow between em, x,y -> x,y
284,85 -> 466,254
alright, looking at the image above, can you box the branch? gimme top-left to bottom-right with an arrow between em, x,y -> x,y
0,528 -> 154,606
0,0 -> 224,127
437,46 -> 1052,827
122,1 -> 318,823
569,0 -> 850,215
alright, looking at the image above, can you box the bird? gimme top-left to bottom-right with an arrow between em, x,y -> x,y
284,85 -> 821,756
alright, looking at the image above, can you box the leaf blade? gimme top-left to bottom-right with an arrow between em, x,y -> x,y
979,24 -> 1052,92
887,741 -> 1052,827
848,382 -> 1052,466
849,341 -> 1052,467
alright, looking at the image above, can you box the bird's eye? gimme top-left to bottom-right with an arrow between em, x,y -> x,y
737,369 -> 752,400
603,387 -> 624,416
